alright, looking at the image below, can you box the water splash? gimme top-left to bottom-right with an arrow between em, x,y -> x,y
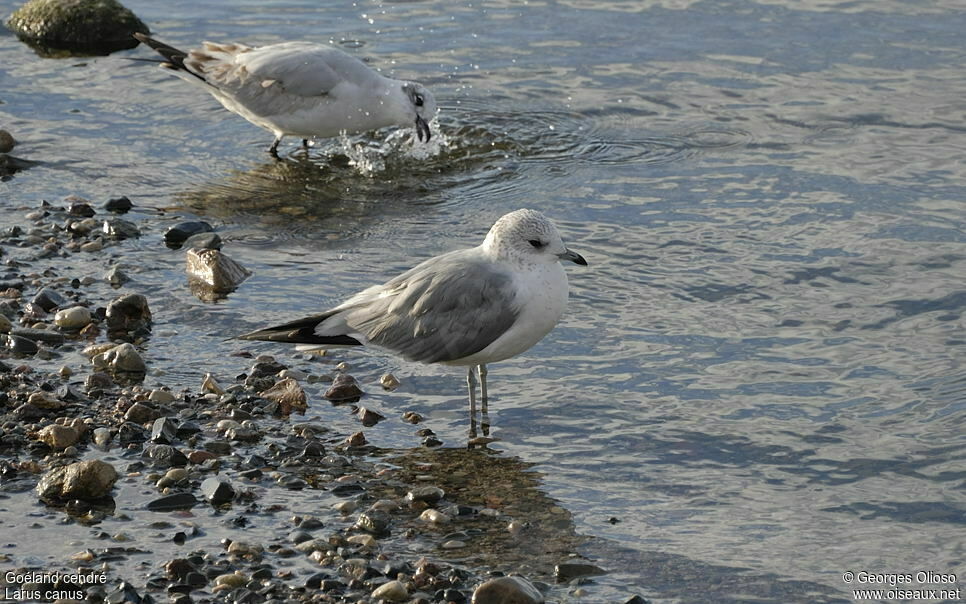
338,118 -> 449,177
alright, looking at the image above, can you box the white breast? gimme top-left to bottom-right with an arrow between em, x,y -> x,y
449,261 -> 570,366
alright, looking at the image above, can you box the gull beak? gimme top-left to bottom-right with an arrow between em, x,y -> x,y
415,115 -> 432,142
558,248 -> 588,266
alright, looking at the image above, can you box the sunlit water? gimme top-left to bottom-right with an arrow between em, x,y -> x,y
2,0 -> 965,601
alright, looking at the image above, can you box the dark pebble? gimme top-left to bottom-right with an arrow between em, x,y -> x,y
354,508 -> 390,535
438,588 -> 467,603
4,334 -> 38,355
553,562 -> 607,582
422,435 -> 443,447
118,421 -> 147,444
106,581 -> 143,604
324,373 -> 363,402
355,406 -> 385,426
12,403 -> 44,420
183,232 -> 222,250
32,287 -> 67,311
147,492 -> 198,511
102,218 -> 140,240
200,476 -> 235,505
125,402 -> 160,424
204,440 -> 232,454
238,469 -> 262,480
288,530 -> 313,544
104,196 -> 133,213
10,328 -> 65,346
68,201 -> 96,217
151,417 -> 179,444
105,293 -> 152,335
143,444 -> 188,468
164,221 -> 214,249
623,596 -> 650,604
319,579 -> 346,592
176,421 -> 201,438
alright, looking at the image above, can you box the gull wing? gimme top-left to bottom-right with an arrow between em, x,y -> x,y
331,250 -> 522,364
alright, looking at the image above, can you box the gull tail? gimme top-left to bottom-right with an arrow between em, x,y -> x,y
133,33 -> 206,83
236,312 -> 363,346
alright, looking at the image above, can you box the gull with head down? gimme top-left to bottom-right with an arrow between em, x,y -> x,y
238,209 -> 587,437
134,33 -> 437,157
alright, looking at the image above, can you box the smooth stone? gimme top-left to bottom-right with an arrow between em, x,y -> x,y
101,342 -> 146,373
146,492 -> 198,511
10,327 -> 65,345
182,231 -> 222,251
553,562 -> 607,582
36,459 -> 117,502
200,477 -> 235,505
105,266 -> 129,286
164,221 -> 213,248
54,306 -> 92,329
67,200 -> 96,217
6,0 -> 149,55
406,486 -> 445,504
419,509 -> 451,524
148,389 -> 176,404
92,427 -> 113,447
0,314 -> 11,333
0,130 -> 15,153
4,334 -> 38,355
471,576 -> 544,604
104,196 -> 133,213
102,218 -> 140,240
355,406 -> 385,426
371,580 -> 408,602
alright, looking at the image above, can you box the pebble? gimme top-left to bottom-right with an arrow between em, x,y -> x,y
471,576 -> 545,604
0,129 -> 15,153
553,562 -> 607,582
419,509 -> 451,525
259,377 -> 306,415
355,406 -> 385,426
36,459 -> 118,502
147,389 -> 176,404
102,218 -> 140,240
380,373 -> 401,390
165,221 -> 214,248
80,238 -> 104,252
185,248 -> 251,294
182,232 -> 222,250
143,444 -> 188,468
54,305 -> 97,330
354,508 -> 391,535
0,314 -> 10,333
201,373 -> 224,395
333,500 -> 359,515
371,580 -> 409,601
201,476 -> 235,505
146,492 -> 198,511
99,342 -> 146,373
407,486 -> 445,505
346,534 -> 377,548
105,266 -> 129,286
324,373 -> 364,401
124,402 -> 160,424
150,417 -> 178,444
104,196 -> 133,213
105,293 -> 151,335
36,423 -> 81,449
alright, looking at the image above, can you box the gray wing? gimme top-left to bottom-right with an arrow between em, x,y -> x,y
232,42 -> 377,97
337,251 -> 521,364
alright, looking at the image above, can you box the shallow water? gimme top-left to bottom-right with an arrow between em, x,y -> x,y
2,0 -> 966,601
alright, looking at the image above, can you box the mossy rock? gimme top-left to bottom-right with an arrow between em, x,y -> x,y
6,0 -> 149,56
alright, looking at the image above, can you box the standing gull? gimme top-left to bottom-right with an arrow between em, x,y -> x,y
237,209 -> 587,435
133,33 -> 437,157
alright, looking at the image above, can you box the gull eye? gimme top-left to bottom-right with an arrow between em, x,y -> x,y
414,93 -> 424,107
529,239 -> 544,249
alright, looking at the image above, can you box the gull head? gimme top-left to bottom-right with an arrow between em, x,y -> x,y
483,209 -> 588,267
401,82 -> 438,142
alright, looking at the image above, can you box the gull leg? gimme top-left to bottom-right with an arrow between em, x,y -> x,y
467,367 -> 478,439
268,135 -> 283,159
479,364 -> 490,436
302,138 -> 310,149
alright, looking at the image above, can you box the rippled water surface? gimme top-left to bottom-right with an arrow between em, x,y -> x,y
2,0 -> 966,601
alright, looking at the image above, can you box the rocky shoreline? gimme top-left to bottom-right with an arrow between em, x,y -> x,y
0,194 -> 632,604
